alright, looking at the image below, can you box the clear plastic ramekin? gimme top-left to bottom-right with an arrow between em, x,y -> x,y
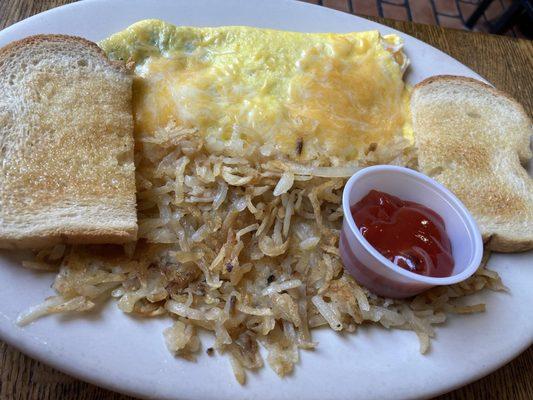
339,165 -> 483,299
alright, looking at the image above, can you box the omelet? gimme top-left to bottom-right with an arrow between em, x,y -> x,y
100,19 -> 412,160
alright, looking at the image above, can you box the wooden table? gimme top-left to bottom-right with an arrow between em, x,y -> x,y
0,1 -> 531,399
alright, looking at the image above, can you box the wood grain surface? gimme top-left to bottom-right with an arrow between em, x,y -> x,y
0,1 -> 531,399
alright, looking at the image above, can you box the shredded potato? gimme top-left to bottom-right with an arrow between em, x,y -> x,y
19,128 -> 505,383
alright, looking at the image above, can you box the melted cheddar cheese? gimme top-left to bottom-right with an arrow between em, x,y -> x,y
100,19 -> 412,160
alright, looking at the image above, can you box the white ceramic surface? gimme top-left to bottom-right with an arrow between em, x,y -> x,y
340,166 -> 483,298
0,1 -> 531,400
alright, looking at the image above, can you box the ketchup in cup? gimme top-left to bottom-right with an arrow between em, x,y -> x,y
351,190 -> 454,278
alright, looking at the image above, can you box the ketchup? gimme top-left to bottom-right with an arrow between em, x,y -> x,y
351,190 -> 454,278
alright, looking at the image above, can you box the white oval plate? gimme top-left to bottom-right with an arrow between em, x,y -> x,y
0,1 -> 531,399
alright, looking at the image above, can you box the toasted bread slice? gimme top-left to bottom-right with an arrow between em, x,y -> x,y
0,35 -> 137,249
411,75 -> 533,252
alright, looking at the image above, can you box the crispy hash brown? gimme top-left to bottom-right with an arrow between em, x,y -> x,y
18,128 -> 505,384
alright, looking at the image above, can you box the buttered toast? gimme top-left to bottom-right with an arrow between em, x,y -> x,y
0,35 -> 137,249
412,75 -> 533,252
